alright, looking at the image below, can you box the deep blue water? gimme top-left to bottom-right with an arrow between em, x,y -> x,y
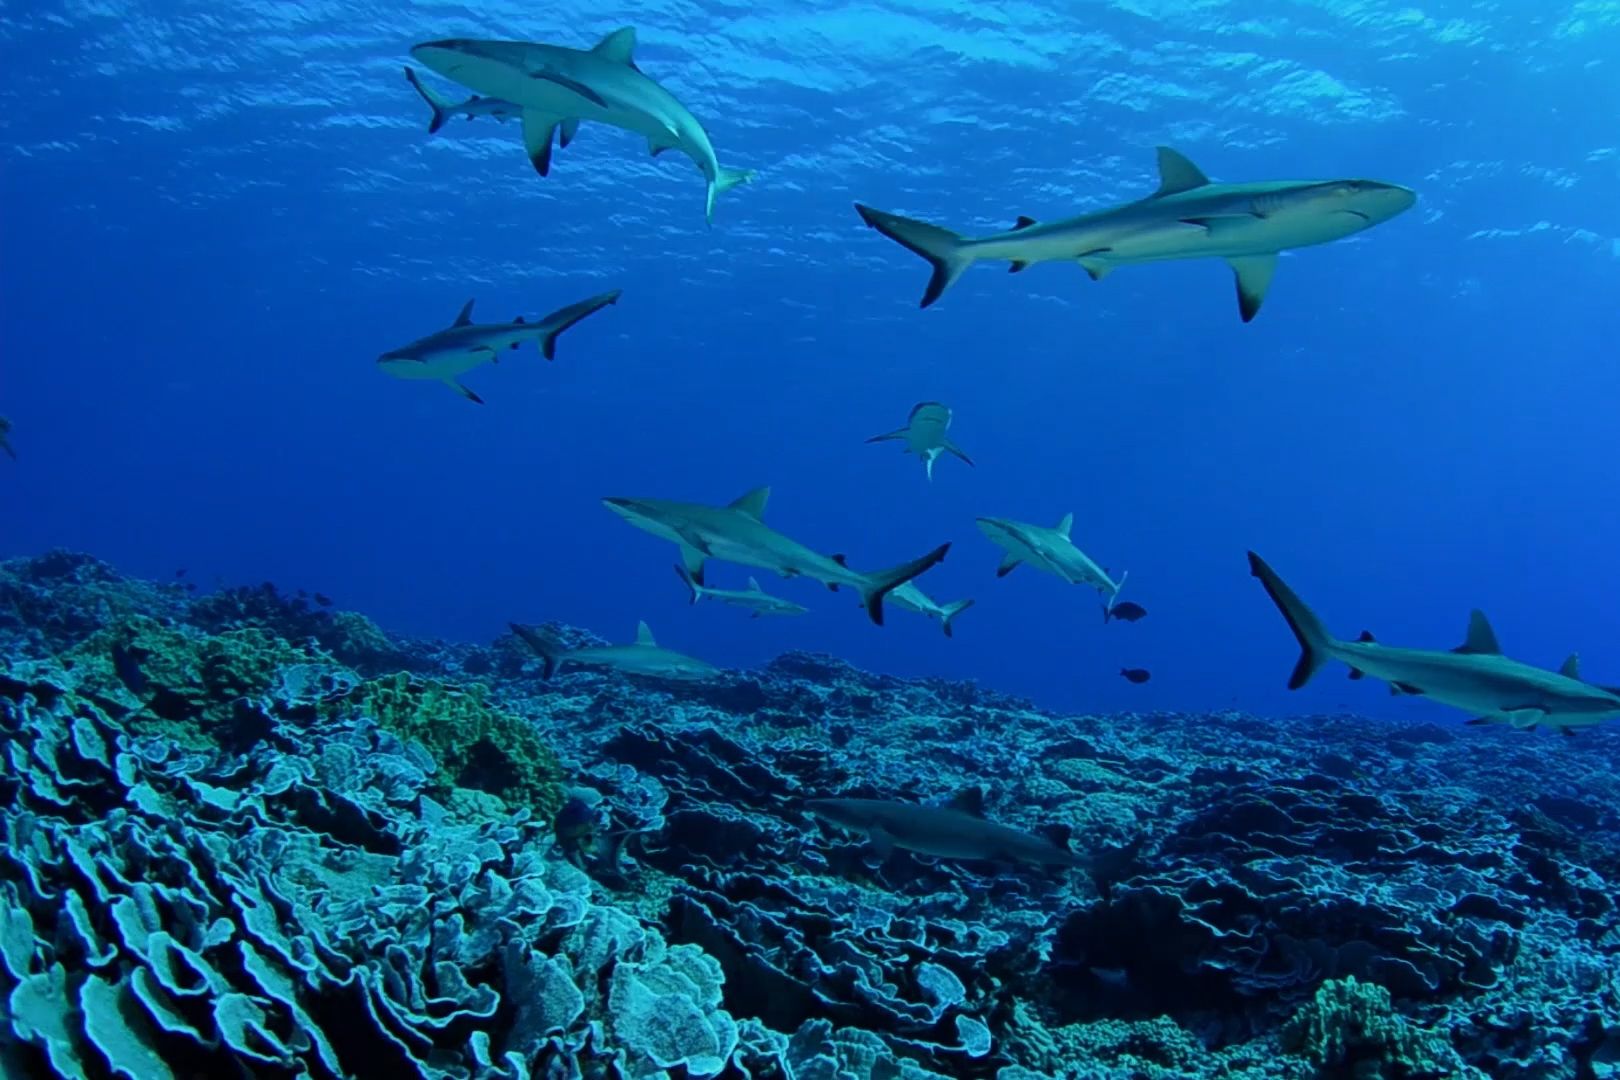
4,0 -> 1619,719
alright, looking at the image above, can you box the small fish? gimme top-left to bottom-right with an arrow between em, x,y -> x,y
174,568 -> 188,579
1119,667 -> 1151,684
1108,601 -> 1147,623
111,643 -> 149,696
314,592 -> 334,607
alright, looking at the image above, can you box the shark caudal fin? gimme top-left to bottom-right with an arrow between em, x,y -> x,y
853,204 -> 974,308
859,543 -> 952,626
940,599 -> 975,638
673,564 -> 703,605
1246,552 -> 1338,689
404,67 -> 454,134
537,290 -> 622,360
509,622 -> 565,680
705,166 -> 755,225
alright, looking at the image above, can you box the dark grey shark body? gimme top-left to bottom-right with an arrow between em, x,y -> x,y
806,797 -> 1084,868
405,66 -> 521,133
510,621 -> 718,682
377,291 -> 620,403
855,146 -> 1415,322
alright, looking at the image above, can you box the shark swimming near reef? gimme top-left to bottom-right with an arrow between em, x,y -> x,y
410,27 -> 754,224
854,146 -> 1415,322
1248,550 -> 1620,734
806,797 -> 1086,869
977,513 -> 1126,614
377,292 -> 620,403
866,401 -> 973,482
602,486 -> 950,625
674,565 -> 808,617
405,66 -> 522,133
509,620 -> 718,682
885,581 -> 975,638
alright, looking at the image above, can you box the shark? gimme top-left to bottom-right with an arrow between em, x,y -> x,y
674,565 -> 808,617
510,620 -> 718,682
806,797 -> 1085,869
976,513 -> 1127,614
1248,550 -> 1620,734
887,581 -> 975,638
377,291 -> 620,403
602,486 -> 950,625
866,401 -> 973,482
0,417 -> 13,461
854,146 -> 1415,322
405,66 -> 521,134
410,27 -> 754,224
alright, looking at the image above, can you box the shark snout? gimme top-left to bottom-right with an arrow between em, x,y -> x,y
1344,180 -> 1416,224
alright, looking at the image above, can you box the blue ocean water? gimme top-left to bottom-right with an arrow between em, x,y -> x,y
4,0 -> 1620,721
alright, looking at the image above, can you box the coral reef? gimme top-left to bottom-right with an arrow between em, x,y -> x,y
2,548 -> 1618,1079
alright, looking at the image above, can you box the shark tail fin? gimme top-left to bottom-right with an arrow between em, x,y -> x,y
853,203 -> 974,308
940,599 -> 975,638
509,622 -> 564,680
673,564 -> 703,605
704,166 -> 755,225
859,543 -> 951,626
538,290 -> 622,361
404,67 -> 453,135
1246,552 -> 1337,690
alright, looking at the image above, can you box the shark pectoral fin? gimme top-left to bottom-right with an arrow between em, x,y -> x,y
1389,682 -> 1423,696
648,135 -> 676,157
867,827 -> 894,859
944,440 -> 974,467
996,554 -> 1021,578
559,118 -> 581,148
1077,255 -> 1113,281
522,110 -> 560,176
444,379 -> 484,404
1465,715 -> 1495,726
1227,253 -> 1278,323
528,70 -> 607,108
865,428 -> 906,444
1008,261 -> 1029,273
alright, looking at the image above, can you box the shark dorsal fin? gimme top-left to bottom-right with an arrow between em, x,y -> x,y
831,554 -> 847,567
592,27 -> 639,67
1453,610 -> 1501,655
1358,630 -> 1376,642
1012,216 -> 1037,230
945,785 -> 986,817
729,486 -> 770,520
634,621 -> 656,646
747,576 -> 762,592
1560,652 -> 1581,679
1153,147 -> 1210,196
452,299 -> 476,327
1056,512 -> 1074,539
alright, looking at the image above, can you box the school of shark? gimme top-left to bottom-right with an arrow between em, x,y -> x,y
320,20 -> 1620,896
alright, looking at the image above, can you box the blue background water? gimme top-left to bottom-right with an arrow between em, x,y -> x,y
3,1 -> 1618,718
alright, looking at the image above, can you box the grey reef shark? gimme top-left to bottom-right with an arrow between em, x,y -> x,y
410,27 -> 754,224
603,486 -> 950,625
404,66 -> 521,133
866,401 -> 973,482
377,292 -> 620,403
885,581 -> 975,638
806,796 -> 1087,870
509,621 -> 718,682
1248,551 -> 1620,734
855,146 -> 1415,322
674,565 -> 809,618
977,513 -> 1127,616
